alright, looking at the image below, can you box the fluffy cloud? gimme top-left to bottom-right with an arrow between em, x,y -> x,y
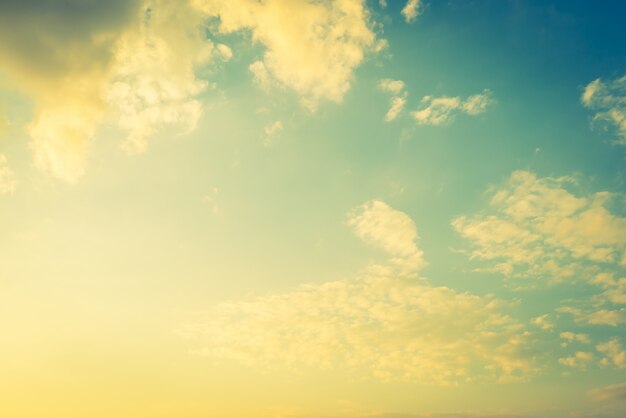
597,338 -> 626,368
184,201 -> 536,385
530,314 -> 554,331
0,153 -> 17,194
560,331 -> 591,347
378,79 -> 407,122
1,0 -> 381,181
402,0 -> 423,23
453,171 -> 626,284
107,1 -> 217,154
192,0 -> 380,110
347,200 -> 425,274
558,351 -> 594,369
411,89 -> 493,125
581,74 -> 626,144
0,0 -> 141,181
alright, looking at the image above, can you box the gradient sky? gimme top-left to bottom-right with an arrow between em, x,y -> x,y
1,1 -> 626,417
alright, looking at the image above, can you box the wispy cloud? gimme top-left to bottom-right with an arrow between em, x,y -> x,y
581,74 -> 626,144
411,90 -> 493,125
378,79 -> 408,122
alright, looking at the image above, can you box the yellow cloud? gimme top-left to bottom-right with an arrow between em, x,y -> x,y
192,0 -> 379,110
184,201 -> 536,385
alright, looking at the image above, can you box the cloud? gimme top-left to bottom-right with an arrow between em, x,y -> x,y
588,382 -> 626,402
530,314 -> 554,331
184,201 -> 536,385
560,331 -> 591,347
378,79 -> 406,95
411,90 -> 493,125
0,0 -> 141,181
597,338 -> 626,368
558,351 -> 594,369
581,74 -> 626,144
2,0 -> 381,181
347,200 -> 425,274
453,171 -> 626,285
401,0 -> 423,23
378,79 -> 407,122
0,153 -> 17,194
192,0 -> 380,110
107,0 -> 216,154
0,0 -> 217,180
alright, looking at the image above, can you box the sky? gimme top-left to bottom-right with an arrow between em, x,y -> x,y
0,1 -> 625,417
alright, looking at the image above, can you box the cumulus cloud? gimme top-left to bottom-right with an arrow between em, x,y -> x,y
378,79 -> 407,122
107,1 -> 215,154
0,153 -> 17,194
193,0 -> 379,110
581,74 -> 626,144
183,201 -> 536,385
530,314 -> 554,331
347,200 -> 425,274
597,338 -> 626,368
401,0 -> 423,23
560,331 -> 591,347
1,0 -> 382,181
411,89 -> 493,125
0,0 -> 141,181
453,170 -> 626,284
558,351 -> 594,369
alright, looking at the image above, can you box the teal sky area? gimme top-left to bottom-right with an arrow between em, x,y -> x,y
0,1 -> 625,417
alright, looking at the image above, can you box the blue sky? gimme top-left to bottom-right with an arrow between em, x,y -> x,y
0,1 -> 625,417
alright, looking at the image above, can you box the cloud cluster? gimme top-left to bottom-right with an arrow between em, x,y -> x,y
1,0 -> 381,181
453,170 -> 626,284
412,90 -> 493,125
184,201 -> 536,385
193,0 -> 381,110
582,74 -> 626,144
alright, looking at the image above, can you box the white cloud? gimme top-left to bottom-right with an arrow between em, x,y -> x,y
385,95 -> 407,122
597,338 -> 626,368
0,153 -> 17,194
2,0 -> 381,181
401,0 -> 423,23
347,200 -> 425,275
558,351 -> 594,369
192,0 -> 379,110
581,74 -> 626,144
107,1 -> 214,154
378,79 -> 405,95
453,171 -> 626,284
530,314 -> 554,331
378,79 -> 407,122
184,201 -> 536,385
411,90 -> 492,125
560,331 -> 591,347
